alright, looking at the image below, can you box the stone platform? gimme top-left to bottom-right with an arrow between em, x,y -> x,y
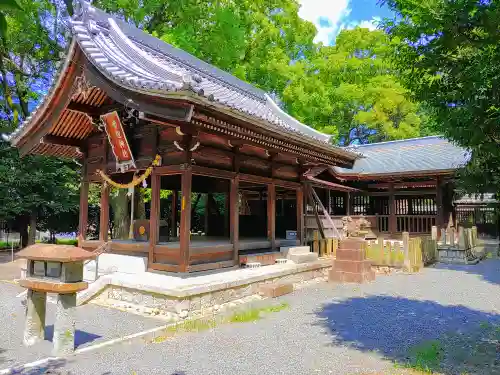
78,260 -> 331,321
329,238 -> 375,283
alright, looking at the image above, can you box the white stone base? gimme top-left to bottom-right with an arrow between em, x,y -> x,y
83,254 -> 147,282
280,246 -> 310,258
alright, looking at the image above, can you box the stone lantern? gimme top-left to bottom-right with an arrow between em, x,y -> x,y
17,244 -> 96,356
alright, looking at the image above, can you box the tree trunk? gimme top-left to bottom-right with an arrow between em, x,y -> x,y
111,189 -> 129,239
28,211 -> 36,246
135,187 -> 146,220
20,222 -> 28,249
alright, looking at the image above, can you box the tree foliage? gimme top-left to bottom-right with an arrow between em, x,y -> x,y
382,0 -> 500,192
95,0 -> 317,94
283,27 -> 424,145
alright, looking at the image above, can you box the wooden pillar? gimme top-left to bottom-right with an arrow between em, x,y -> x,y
436,176 -> 444,229
99,184 -> 110,242
230,177 -> 239,262
296,187 -> 304,245
179,169 -> 192,272
267,183 -> 276,250
171,190 -> 178,238
78,180 -> 89,244
326,189 -> 331,215
388,183 -> 397,235
148,172 -> 160,267
346,192 -> 352,216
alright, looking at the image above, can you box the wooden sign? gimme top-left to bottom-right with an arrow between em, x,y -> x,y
101,111 -> 136,172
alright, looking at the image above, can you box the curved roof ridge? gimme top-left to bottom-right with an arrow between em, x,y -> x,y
343,135 -> 446,149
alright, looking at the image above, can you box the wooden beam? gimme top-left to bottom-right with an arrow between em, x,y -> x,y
66,101 -> 123,117
306,184 -> 325,240
367,180 -> 438,189
388,183 -> 396,235
148,171 -> 160,267
78,180 -> 89,243
179,169 -> 192,272
267,183 -> 276,250
368,190 -> 437,196
99,183 -> 109,242
230,177 -> 239,261
296,187 -> 304,245
41,135 -> 83,148
190,165 -> 236,180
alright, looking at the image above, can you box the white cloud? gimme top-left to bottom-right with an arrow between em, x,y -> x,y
345,16 -> 381,31
298,0 -> 351,45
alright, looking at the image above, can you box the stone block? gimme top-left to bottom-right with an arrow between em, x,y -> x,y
329,269 -> 375,283
287,252 -> 318,264
332,259 -> 372,274
283,246 -> 311,258
335,248 -> 366,262
339,239 -> 365,251
259,282 -> 293,298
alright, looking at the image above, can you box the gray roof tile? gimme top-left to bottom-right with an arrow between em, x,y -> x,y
334,136 -> 470,176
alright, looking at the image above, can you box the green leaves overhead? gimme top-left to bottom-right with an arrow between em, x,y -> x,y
381,0 -> 500,193
283,27 -> 424,145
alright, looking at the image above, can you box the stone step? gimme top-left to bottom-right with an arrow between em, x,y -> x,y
281,246 -> 311,257
287,252 -> 318,264
240,252 -> 281,266
275,259 -> 288,265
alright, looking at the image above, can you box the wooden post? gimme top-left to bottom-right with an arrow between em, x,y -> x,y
388,183 -> 396,236
267,183 -> 276,250
402,231 -> 410,271
436,176 -> 444,229
346,192 -> 352,216
99,184 -> 110,242
171,190 -> 178,238
78,180 -> 89,244
230,177 -> 239,263
296,187 -> 304,245
180,169 -> 192,272
326,189 -> 331,215
148,171 -> 160,267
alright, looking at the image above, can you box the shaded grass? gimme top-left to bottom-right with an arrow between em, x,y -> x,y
395,321 -> 500,374
151,302 -> 290,343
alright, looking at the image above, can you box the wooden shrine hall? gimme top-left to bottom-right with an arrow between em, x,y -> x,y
11,0 -> 469,273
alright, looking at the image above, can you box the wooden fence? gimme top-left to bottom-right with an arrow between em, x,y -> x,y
309,231 -> 339,258
363,232 -> 437,272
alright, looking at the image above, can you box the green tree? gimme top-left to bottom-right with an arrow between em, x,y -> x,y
0,0 -> 79,246
283,27 -> 424,145
381,0 -> 500,193
95,0 -> 316,94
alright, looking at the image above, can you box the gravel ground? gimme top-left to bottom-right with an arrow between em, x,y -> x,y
4,257 -> 499,375
0,282 -> 165,369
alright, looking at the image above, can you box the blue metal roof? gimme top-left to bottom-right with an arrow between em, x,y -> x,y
334,136 -> 470,176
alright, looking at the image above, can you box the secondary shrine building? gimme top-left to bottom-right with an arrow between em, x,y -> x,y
11,0 -> 468,273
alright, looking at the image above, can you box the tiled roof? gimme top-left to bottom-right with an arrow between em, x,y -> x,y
67,0 -> 337,146
333,136 -> 470,176
11,0 -> 360,162
455,194 -> 498,205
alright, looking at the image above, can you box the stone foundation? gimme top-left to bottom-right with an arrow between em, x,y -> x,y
438,248 -> 479,265
329,239 -> 375,283
90,265 -> 329,321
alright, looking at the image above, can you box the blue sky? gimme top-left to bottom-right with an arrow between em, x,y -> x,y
298,0 -> 394,45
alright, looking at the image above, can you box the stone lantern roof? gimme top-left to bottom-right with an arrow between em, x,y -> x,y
17,244 -> 96,262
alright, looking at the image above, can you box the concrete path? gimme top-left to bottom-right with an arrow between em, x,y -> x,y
0,283 -> 165,370
3,258 -> 499,375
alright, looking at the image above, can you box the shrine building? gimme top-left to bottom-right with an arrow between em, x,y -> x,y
11,0 -> 469,273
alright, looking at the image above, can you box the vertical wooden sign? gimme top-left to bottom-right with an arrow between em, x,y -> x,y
101,111 -> 136,172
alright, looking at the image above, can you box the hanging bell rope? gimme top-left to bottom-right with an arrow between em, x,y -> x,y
96,155 -> 161,189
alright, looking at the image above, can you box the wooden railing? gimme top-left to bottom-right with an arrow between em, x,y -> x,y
377,215 -> 389,233
396,215 -> 436,234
